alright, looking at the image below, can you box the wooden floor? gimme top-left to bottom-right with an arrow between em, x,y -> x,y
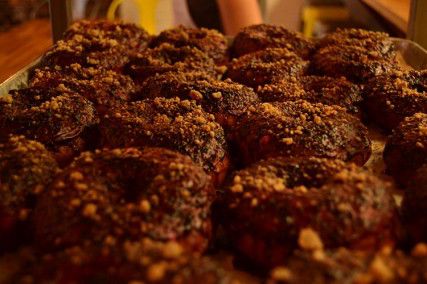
0,19 -> 52,83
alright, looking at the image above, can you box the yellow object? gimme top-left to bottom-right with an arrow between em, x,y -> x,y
107,0 -> 158,34
302,5 -> 350,37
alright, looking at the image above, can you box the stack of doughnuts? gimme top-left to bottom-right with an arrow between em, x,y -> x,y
1,20 -> 426,283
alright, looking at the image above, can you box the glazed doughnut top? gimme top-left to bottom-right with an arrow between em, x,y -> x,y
34,147 -> 214,250
9,238 -> 237,284
317,28 -> 395,59
0,135 -> 58,215
234,100 -> 371,165
0,87 -> 98,147
100,97 -> 228,173
223,157 -> 397,248
30,64 -> 139,107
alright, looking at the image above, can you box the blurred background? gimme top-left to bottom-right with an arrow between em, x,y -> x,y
0,0 -> 409,35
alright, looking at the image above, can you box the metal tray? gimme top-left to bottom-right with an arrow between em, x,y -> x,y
0,37 -> 425,283
393,38 -> 427,70
0,58 -> 39,96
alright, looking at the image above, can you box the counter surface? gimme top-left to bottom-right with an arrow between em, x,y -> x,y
361,0 -> 410,32
0,19 -> 51,83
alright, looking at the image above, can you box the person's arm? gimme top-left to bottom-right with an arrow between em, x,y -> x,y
216,0 -> 263,35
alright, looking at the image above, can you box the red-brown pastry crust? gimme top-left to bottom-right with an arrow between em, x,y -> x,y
218,157 -> 398,269
227,48 -> 308,88
232,100 -> 371,166
0,87 -> 99,166
38,20 -> 150,72
384,113 -> 427,187
257,75 -> 362,116
267,246 -> 427,284
150,25 -> 228,64
125,43 -> 221,85
317,28 -> 396,59
140,72 -> 260,130
29,64 -> 139,115
363,70 -> 427,131
7,239 -> 237,284
34,147 -> 214,253
231,24 -> 315,59
64,19 -> 150,51
99,97 -> 229,185
312,45 -> 397,83
0,135 -> 58,252
402,165 -> 427,244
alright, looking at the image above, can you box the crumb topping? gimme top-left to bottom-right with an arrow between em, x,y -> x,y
30,65 -> 138,107
268,247 -> 427,284
234,99 -> 370,164
298,228 -> 324,251
232,23 -> 315,58
0,87 -> 99,147
99,97 -> 228,173
140,71 -> 260,127
313,44 -> 396,83
363,70 -> 427,130
270,266 -> 292,281
126,44 -> 220,83
0,135 -> 58,215
318,28 -> 395,58
227,47 -> 308,87
35,147 -> 214,251
412,243 -> 427,257
221,156 -> 396,256
150,25 -> 228,64
257,75 -> 362,115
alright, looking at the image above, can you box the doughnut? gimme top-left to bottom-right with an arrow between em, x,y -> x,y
125,43 -> 221,85
232,100 -> 371,166
231,24 -> 315,59
383,113 -> 427,187
99,97 -> 230,185
140,72 -> 260,130
257,75 -> 363,116
150,25 -> 228,64
312,45 -> 397,83
226,48 -> 308,88
38,20 -> 150,72
217,157 -> 398,269
267,245 -> 427,283
0,136 -> 58,253
29,63 -> 139,114
7,239 -> 237,284
402,165 -> 427,243
363,70 -> 427,131
0,87 -> 99,166
64,19 -> 150,52
317,28 -> 396,59
39,36 -> 129,72
34,147 -> 214,253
